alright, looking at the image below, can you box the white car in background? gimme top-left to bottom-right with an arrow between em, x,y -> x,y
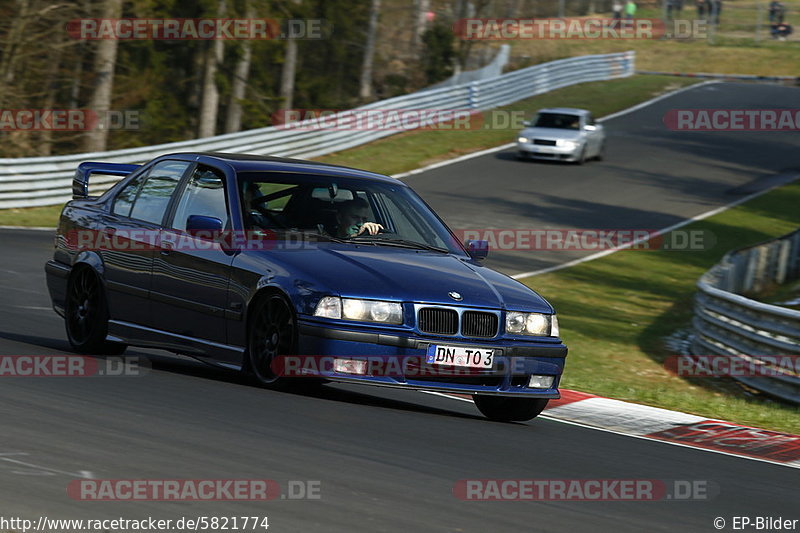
516,108 -> 605,164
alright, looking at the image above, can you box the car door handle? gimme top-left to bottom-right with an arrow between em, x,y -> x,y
160,238 -> 175,255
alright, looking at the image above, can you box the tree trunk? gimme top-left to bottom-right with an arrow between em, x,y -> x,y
40,35 -> 65,156
83,0 -> 122,153
198,0 -> 226,138
359,0 -> 381,100
410,0 -> 429,57
0,0 -> 32,108
279,37 -> 298,111
224,41 -> 252,133
224,2 -> 253,133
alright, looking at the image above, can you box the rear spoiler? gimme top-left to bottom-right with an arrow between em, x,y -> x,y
72,161 -> 141,200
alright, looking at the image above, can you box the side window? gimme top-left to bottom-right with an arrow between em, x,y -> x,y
172,166 -> 229,231
113,173 -> 146,217
129,161 -> 190,225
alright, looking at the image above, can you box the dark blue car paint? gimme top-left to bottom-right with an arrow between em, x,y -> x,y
46,152 -> 567,397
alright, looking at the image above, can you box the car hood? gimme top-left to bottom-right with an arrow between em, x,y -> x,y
519,127 -> 582,141
265,245 -> 552,313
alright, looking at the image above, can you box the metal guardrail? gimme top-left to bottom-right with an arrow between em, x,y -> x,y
0,51 -> 634,209
692,229 -> 800,404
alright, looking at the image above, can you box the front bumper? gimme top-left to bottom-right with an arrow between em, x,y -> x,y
517,142 -> 580,162
296,319 -> 567,398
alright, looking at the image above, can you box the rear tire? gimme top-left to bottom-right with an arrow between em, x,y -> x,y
473,395 -> 549,422
64,267 -> 126,355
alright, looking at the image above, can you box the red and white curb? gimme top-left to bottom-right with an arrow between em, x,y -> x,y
423,389 -> 800,469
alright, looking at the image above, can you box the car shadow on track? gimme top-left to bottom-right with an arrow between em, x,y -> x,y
132,351 -> 488,422
0,329 -> 72,352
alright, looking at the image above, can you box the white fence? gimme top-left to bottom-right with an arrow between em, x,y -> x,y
0,51 -> 634,209
692,229 -> 800,404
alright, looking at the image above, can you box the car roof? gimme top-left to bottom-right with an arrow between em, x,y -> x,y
535,108 -> 590,115
159,152 -> 401,184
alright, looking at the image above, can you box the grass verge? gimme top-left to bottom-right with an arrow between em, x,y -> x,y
519,181 -> 800,434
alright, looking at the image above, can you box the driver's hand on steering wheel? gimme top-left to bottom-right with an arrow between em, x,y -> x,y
356,222 -> 384,236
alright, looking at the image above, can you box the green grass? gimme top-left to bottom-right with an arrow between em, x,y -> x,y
518,182 -> 800,434
0,205 -> 63,228
507,11 -> 800,75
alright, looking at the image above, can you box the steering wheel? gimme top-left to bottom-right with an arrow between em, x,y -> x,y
250,195 -> 288,229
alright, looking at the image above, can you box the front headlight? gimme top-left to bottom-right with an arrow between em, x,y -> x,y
518,136 -> 528,143
506,312 -> 558,336
314,296 -> 403,324
556,140 -> 578,149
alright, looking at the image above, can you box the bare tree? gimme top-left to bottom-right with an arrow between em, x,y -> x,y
358,0 -> 381,100
410,0 -> 429,56
279,37 -> 298,111
198,0 -> 226,138
225,2 -> 254,133
84,0 -> 123,153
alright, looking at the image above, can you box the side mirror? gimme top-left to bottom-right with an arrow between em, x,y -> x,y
584,124 -> 597,131
465,239 -> 489,261
186,215 -> 223,239
522,121 -> 532,127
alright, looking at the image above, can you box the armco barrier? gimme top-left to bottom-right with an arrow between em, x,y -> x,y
0,51 -> 634,209
692,228 -> 800,404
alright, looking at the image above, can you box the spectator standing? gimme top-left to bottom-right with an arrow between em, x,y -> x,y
769,0 -> 786,23
625,0 -> 637,19
612,0 -> 623,19
697,0 -> 707,18
709,0 -> 722,23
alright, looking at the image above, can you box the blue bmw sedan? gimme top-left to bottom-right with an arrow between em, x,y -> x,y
45,153 -> 567,421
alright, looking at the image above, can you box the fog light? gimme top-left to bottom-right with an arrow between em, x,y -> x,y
333,358 -> 368,375
527,375 -> 554,389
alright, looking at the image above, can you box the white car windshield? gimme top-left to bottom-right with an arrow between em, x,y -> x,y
533,113 -> 581,130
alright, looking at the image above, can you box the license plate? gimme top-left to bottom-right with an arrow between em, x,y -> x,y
426,344 -> 494,369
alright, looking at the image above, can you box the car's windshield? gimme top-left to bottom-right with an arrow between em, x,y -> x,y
238,172 -> 463,254
532,112 -> 581,130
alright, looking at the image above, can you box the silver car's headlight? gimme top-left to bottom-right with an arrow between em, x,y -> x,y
314,296 -> 403,324
506,312 -> 558,337
556,140 -> 577,149
518,136 -> 529,143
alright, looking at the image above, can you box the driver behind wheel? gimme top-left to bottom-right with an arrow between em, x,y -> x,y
336,198 -> 383,237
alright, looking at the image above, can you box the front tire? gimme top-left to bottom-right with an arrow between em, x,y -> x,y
596,141 -> 606,161
576,145 -> 588,165
247,293 -> 297,386
473,395 -> 549,422
65,267 -> 126,355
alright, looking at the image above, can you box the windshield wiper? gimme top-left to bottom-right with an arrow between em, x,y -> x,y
348,236 -> 449,253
